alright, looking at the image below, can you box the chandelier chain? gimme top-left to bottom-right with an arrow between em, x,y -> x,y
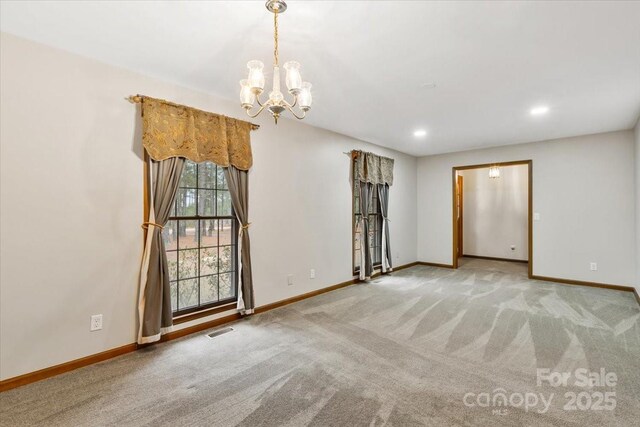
273,10 -> 279,66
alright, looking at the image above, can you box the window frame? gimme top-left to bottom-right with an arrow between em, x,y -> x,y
144,156 -> 239,319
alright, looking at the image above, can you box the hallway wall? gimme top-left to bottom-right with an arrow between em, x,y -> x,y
460,165 -> 528,260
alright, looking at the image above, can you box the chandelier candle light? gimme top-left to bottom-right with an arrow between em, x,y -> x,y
240,0 -> 312,124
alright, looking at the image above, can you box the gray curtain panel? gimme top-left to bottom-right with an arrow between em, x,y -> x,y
378,183 -> 393,272
139,157 -> 185,344
358,181 -> 374,280
224,166 -> 255,313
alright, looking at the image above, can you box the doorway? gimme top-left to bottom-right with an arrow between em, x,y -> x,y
452,160 -> 532,278
456,175 -> 464,259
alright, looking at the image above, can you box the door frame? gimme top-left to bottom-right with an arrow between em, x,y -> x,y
451,160 -> 533,278
456,175 -> 464,258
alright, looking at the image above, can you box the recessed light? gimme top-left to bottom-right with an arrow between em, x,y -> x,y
530,106 -> 549,116
413,129 -> 427,137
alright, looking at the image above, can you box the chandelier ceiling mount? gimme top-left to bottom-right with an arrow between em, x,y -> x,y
266,0 -> 287,13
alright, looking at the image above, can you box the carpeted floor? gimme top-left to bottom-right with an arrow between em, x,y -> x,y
1,259 -> 639,426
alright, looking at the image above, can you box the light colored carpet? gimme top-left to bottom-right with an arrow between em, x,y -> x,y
1,258 -> 639,426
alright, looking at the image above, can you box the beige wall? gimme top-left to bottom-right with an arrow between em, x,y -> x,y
460,165 -> 528,261
1,31 -> 637,382
417,130 -> 637,286
0,33 -> 418,380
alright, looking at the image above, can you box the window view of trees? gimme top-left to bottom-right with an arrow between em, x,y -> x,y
162,161 -> 238,316
353,171 -> 383,273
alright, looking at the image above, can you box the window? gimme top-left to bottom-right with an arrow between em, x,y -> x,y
353,168 -> 383,274
162,160 -> 238,317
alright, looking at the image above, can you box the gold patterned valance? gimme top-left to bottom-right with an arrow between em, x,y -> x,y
352,150 -> 394,185
137,96 -> 258,170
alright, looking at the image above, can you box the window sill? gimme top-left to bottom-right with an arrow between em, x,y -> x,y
173,302 -> 238,325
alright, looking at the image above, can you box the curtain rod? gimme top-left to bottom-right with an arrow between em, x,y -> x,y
344,151 -> 360,159
126,95 -> 260,130
346,150 -> 394,161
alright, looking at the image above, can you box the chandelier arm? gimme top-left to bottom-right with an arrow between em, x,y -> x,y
283,101 -> 305,120
255,93 -> 265,107
246,103 -> 268,119
288,94 -> 298,109
281,95 -> 297,109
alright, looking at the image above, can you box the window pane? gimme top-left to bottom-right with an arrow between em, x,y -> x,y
220,246 -> 233,273
170,282 -> 178,312
217,190 -> 232,216
178,278 -> 198,309
219,273 -> 234,300
198,189 -> 215,216
180,161 -> 197,188
372,244 -> 381,264
216,167 -> 227,189
164,158 -> 237,316
371,192 -> 379,213
219,219 -> 233,245
178,220 -> 199,249
163,220 -> 178,251
176,189 -> 196,217
200,246 -> 218,276
198,162 -> 216,189
178,249 -> 198,279
166,251 -> 178,281
200,219 -> 219,247
200,275 -> 218,304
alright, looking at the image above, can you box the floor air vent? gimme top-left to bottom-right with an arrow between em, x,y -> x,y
206,327 -> 234,339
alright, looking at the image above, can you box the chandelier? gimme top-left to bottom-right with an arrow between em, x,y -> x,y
239,0 -> 312,124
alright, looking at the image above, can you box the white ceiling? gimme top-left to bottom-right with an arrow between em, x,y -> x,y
1,1 -> 639,156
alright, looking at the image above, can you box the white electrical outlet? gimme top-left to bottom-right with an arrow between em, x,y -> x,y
533,213 -> 541,221
90,314 -> 103,332
590,262 -> 597,271
287,274 -> 294,286
310,269 -> 315,279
